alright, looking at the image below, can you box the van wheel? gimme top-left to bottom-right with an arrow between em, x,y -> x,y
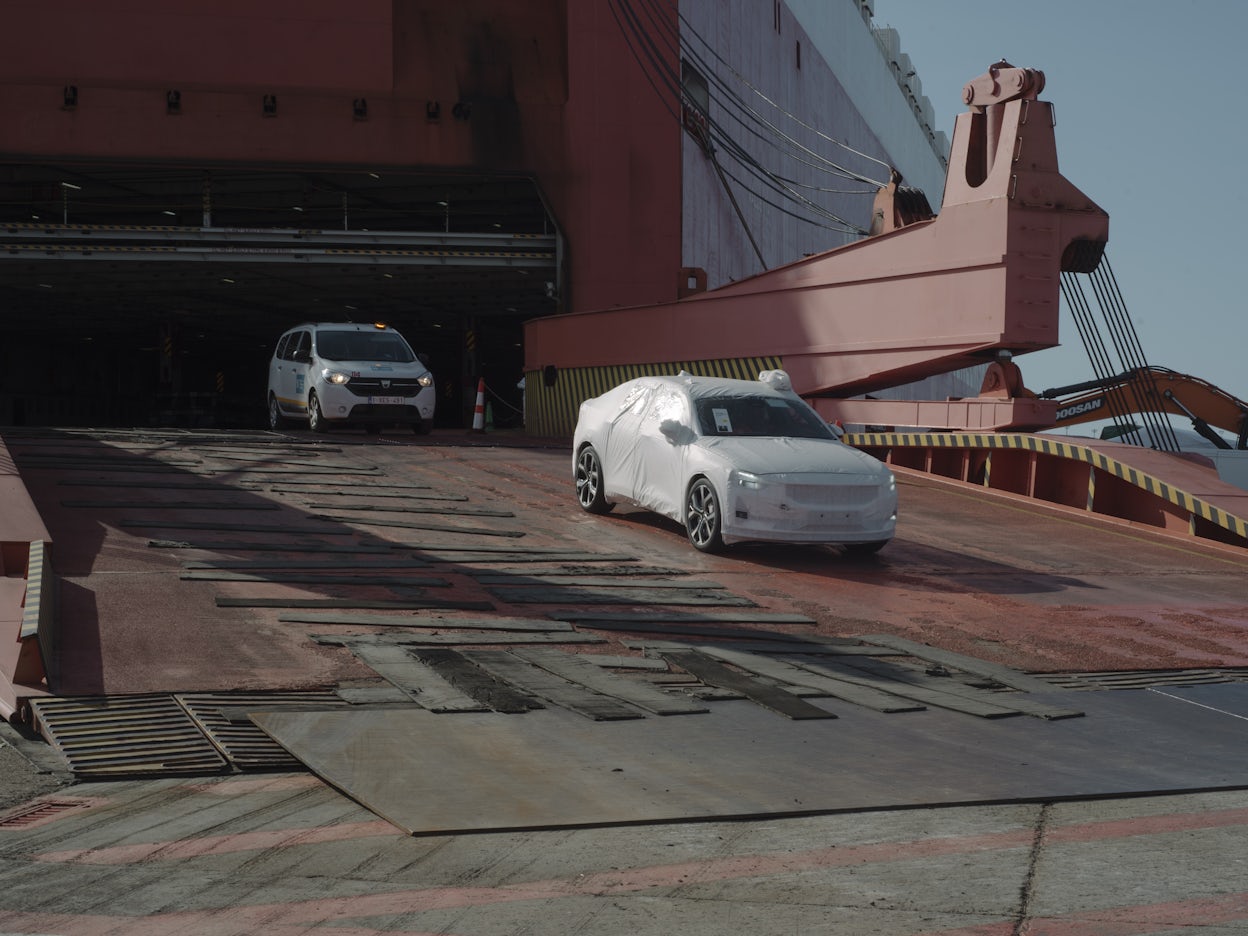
308,390 -> 328,434
267,394 -> 288,430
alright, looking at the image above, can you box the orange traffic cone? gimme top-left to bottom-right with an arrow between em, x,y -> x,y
471,378 -> 486,432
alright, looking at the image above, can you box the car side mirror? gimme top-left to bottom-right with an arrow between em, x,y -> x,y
659,419 -> 693,445
293,349 -> 311,364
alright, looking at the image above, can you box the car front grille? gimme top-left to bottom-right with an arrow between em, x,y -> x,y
783,483 -> 879,507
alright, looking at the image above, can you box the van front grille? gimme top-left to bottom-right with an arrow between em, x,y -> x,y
346,378 -> 426,398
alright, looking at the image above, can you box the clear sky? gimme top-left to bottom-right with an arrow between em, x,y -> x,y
873,0 -> 1247,402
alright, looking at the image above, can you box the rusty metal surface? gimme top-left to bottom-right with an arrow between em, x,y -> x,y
11,428 -> 1248,704
3,428 -> 1248,936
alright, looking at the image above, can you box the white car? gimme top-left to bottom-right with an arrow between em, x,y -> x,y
267,322 -> 435,434
572,371 -> 897,553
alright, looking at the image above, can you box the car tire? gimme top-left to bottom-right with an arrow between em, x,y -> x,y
308,390 -> 328,434
575,445 -> 613,514
844,540 -> 888,557
267,394 -> 288,430
685,477 -> 724,553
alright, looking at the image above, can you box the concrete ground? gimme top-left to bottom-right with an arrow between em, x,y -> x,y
0,427 -> 1245,934
0,771 -> 1245,934
0,723 -> 69,810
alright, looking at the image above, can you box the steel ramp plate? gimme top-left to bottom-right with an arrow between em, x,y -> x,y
251,683 -> 1248,835
176,690 -> 347,769
30,694 -> 228,778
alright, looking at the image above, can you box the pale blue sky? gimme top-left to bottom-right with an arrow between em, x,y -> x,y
874,1 -> 1246,402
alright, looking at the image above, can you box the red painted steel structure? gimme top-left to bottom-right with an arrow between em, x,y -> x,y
524,64 -> 1110,432
0,0 -> 682,316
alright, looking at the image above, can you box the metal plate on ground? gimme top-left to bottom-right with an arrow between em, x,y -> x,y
175,690 -> 347,770
1144,682 -> 1248,718
488,586 -> 754,606
252,683 -> 1248,835
1034,668 -> 1248,690
328,516 -> 525,537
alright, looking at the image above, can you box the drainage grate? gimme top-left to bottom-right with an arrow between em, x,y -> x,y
0,798 -> 101,830
176,691 -> 347,770
29,694 -> 228,778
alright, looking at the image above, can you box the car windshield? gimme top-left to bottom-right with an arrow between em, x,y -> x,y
316,330 -> 415,363
694,395 -> 836,440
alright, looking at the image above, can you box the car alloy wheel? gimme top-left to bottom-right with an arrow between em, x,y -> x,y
575,445 -> 612,514
685,477 -> 723,552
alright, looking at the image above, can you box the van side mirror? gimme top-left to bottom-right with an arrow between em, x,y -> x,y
293,348 -> 311,364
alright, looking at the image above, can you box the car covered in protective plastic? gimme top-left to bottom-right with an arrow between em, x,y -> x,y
572,370 -> 897,553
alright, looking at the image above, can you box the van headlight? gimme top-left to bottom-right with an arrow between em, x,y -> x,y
323,370 -> 351,385
417,374 -> 434,387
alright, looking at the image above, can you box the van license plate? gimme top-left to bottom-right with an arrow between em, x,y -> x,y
368,396 -> 405,406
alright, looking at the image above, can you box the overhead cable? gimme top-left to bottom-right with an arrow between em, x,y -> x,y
607,0 -> 879,235
665,0 -> 893,176
612,0 -> 864,229
632,0 -> 888,188
1061,255 -> 1179,451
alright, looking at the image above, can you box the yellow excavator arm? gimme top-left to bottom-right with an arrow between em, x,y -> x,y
1042,366 -> 1248,449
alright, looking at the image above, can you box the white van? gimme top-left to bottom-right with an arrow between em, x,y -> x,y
267,322 -> 436,434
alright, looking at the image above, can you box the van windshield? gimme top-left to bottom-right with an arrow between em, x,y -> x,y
316,330 -> 415,363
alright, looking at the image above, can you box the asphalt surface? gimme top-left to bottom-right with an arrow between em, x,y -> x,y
0,426 -> 1246,935
0,723 -> 68,809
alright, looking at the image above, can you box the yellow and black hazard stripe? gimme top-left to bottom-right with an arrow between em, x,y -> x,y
19,540 -> 48,641
525,356 -> 783,438
2,244 -> 180,254
845,432 -> 1248,543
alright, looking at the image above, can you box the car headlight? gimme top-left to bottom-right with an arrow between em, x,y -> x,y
734,471 -> 762,490
417,374 -> 433,387
323,370 -> 351,385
